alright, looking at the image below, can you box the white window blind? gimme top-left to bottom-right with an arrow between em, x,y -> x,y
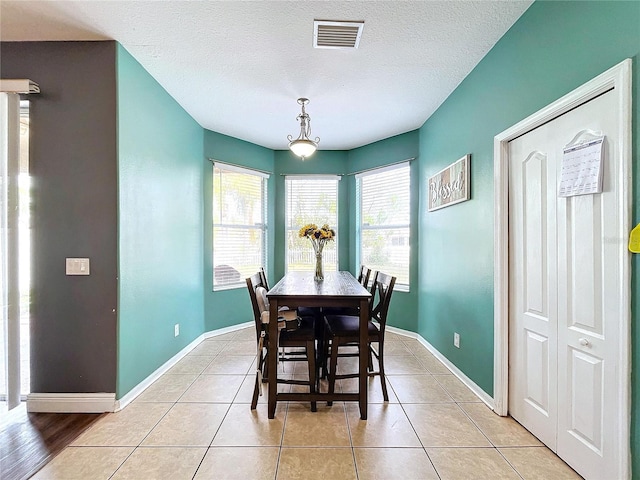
357,162 -> 410,288
285,175 -> 339,273
213,162 -> 268,290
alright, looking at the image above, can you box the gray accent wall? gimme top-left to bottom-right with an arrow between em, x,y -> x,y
1,42 -> 118,393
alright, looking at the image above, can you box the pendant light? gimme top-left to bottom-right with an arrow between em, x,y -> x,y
287,98 -> 320,160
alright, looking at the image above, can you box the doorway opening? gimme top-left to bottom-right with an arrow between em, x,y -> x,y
0,98 -> 31,413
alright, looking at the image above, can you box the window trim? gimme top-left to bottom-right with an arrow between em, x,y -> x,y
213,161 -> 270,178
284,174 -> 341,274
212,161 -> 269,291
356,161 -> 411,291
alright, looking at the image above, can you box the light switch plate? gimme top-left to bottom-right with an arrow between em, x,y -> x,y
66,258 -> 90,275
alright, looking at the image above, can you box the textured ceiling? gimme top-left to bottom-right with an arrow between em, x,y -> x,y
0,1 -> 532,150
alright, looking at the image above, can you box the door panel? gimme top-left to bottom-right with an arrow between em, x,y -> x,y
509,144 -> 557,449
509,89 -> 623,479
567,348 -> 603,453
524,329 -> 549,415
524,152 -> 547,314
567,196 -> 604,333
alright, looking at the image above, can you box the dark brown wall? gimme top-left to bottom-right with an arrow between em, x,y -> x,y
1,41 -> 118,393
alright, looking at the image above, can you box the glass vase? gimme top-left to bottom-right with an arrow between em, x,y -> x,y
314,251 -> 324,281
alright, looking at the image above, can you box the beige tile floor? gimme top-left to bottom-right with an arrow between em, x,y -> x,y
32,327 -> 583,479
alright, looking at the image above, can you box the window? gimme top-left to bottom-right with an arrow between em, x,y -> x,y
357,162 -> 410,289
285,175 -> 339,273
213,162 -> 268,290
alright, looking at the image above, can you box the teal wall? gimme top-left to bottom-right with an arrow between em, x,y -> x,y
116,45 -> 205,397
203,130 -> 275,331
348,131 -> 420,331
416,0 -> 639,463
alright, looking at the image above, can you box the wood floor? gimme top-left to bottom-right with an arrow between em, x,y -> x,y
0,403 -> 105,480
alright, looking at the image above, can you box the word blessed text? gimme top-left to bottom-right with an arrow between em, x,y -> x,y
430,171 -> 465,203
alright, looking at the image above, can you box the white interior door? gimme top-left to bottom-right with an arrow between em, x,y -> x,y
508,89 -> 626,480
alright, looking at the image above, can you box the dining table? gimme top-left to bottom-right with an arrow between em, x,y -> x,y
266,270 -> 372,419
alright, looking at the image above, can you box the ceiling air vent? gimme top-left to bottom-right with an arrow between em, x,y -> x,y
314,20 -> 364,49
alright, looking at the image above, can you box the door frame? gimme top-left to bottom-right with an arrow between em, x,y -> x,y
493,59 -> 632,474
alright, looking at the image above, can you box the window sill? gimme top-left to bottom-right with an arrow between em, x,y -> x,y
213,283 -> 244,292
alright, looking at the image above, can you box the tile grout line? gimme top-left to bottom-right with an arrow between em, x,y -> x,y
345,397 -> 359,480
274,394 -> 291,480
494,447 -> 527,480
105,385 -> 181,479
186,340 -> 228,480
190,402 -> 234,479
388,374 -> 442,480
397,335 -> 486,479
193,331 -> 253,478
449,386 -> 529,478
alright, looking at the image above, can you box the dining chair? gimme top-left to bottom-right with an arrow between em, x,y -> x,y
357,265 -> 373,287
259,267 -> 324,342
259,266 -> 316,314
318,266 -> 373,378
258,267 -> 270,292
246,272 -> 317,411
323,271 -> 396,403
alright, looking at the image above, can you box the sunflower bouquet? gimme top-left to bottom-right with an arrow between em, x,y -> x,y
298,223 -> 335,280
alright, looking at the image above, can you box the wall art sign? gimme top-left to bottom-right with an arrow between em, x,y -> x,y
428,154 -> 470,211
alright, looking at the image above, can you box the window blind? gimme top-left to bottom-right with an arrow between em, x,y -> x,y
357,162 -> 410,288
213,163 -> 268,290
285,175 -> 339,273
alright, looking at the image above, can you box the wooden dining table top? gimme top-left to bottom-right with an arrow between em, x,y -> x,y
267,271 -> 371,305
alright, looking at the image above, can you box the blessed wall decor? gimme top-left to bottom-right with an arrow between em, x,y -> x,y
428,154 -> 470,211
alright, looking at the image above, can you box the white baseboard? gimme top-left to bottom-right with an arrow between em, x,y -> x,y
115,321 -> 254,411
204,321 -> 253,339
385,324 -> 495,410
25,323 -> 254,414
114,333 -> 206,411
27,393 -> 116,413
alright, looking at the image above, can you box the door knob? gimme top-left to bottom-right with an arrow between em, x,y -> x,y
579,338 -> 590,347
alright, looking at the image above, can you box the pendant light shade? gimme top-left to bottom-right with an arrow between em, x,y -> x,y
287,98 -> 319,160
289,139 -> 318,158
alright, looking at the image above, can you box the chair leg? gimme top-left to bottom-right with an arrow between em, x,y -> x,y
321,324 -> 330,379
252,347 -> 267,409
327,337 -> 339,406
262,347 -> 269,382
316,336 -> 324,384
306,340 -> 317,412
377,341 -> 389,402
251,372 -> 260,409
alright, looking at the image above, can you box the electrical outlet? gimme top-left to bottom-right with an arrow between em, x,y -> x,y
454,332 -> 460,348
174,324 -> 180,337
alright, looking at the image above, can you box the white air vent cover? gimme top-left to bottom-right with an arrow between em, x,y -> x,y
314,20 -> 364,49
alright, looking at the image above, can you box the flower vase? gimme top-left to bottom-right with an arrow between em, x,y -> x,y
314,251 -> 324,281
